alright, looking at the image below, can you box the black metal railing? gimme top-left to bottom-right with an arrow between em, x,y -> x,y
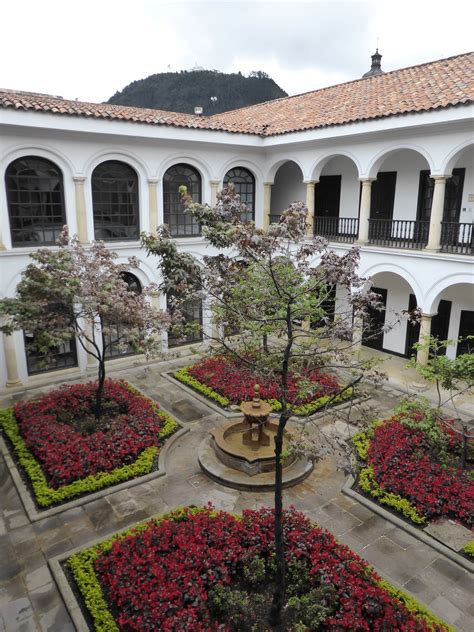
269,213 -> 282,224
440,222 -> 473,255
314,217 -> 359,243
368,219 -> 429,249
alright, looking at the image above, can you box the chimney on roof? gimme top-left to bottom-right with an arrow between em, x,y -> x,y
362,49 -> 384,78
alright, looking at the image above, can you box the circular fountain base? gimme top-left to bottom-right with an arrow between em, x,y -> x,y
198,419 -> 314,491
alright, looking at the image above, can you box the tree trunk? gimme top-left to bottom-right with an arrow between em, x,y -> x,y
269,413 -> 287,631
95,358 -> 106,421
269,302 -> 293,630
263,333 -> 269,353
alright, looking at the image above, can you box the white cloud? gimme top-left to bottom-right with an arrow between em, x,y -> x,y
0,0 -> 471,102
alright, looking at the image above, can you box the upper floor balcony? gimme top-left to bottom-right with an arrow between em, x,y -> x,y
266,148 -> 473,256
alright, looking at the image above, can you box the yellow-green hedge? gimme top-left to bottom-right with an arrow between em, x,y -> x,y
0,387 -> 178,508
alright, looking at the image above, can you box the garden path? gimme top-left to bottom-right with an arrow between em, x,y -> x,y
0,356 -> 472,631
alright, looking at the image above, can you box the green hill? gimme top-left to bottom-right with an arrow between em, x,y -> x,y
107,70 -> 287,115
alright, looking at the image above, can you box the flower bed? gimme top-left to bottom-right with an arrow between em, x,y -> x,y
176,356 -> 353,415
69,505 -> 451,631
0,379 -> 178,507
353,403 -> 474,529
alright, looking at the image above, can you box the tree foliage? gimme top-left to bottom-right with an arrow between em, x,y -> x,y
0,229 -> 170,418
142,186 -> 388,630
107,70 -> 287,114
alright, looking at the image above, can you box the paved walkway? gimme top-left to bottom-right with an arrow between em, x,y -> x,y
0,357 -> 473,631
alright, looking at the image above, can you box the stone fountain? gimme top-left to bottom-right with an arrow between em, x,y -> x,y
198,384 -> 313,490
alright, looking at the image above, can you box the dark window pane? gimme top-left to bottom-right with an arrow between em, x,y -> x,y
163,164 -> 202,237
24,332 -> 77,375
92,161 -> 139,241
167,294 -> 203,347
224,167 -> 255,222
6,156 -> 66,246
104,272 -> 142,359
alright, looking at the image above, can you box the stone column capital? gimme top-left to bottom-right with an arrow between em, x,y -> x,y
263,181 -> 274,187
148,178 -> 160,185
359,177 -> 376,185
430,174 -> 451,182
209,179 -> 221,186
303,179 -> 318,186
73,176 -> 86,184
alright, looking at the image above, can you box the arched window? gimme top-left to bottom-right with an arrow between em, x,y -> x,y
224,167 -> 255,221
163,164 -> 201,237
104,272 -> 142,359
92,161 -> 139,241
5,156 -> 66,246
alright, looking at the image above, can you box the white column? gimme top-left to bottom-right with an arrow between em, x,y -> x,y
416,313 -> 433,366
357,178 -> 375,244
210,180 -> 221,206
148,178 -> 159,233
305,180 -> 317,238
352,314 -> 364,349
263,182 -> 272,229
73,177 -> 89,244
425,175 -> 449,251
0,219 -> 6,251
4,333 -> 22,388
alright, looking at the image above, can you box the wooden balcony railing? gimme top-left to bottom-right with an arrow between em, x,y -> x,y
314,217 -> 359,243
440,222 -> 473,255
368,219 -> 430,249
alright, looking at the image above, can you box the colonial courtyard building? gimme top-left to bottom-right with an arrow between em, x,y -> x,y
0,51 -> 472,390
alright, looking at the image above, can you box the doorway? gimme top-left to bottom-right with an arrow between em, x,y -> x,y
457,310 -> 474,356
315,175 -> 341,218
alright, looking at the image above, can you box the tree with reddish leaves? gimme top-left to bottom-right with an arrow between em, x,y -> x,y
0,228 -> 170,420
142,186 -> 388,630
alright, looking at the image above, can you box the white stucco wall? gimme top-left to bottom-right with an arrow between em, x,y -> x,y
0,108 -> 472,389
270,161 -> 306,213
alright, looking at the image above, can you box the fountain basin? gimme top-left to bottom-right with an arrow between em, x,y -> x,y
211,419 -> 296,475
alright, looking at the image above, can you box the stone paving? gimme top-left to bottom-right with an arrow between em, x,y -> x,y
0,357 -> 473,631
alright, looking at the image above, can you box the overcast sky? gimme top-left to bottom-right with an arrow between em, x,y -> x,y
1,0 -> 472,104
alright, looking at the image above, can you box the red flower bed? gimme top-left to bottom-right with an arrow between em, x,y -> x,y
367,419 -> 474,527
188,356 -> 339,405
93,506 -> 444,631
13,380 -> 166,488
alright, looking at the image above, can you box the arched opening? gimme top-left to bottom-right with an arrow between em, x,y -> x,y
104,272 -> 142,359
92,160 -> 140,241
368,149 -> 431,248
163,164 -> 202,237
428,283 -> 473,358
224,167 -> 255,221
362,272 -> 418,357
314,156 -> 360,242
5,156 -> 66,246
440,145 -> 473,255
270,161 -> 305,223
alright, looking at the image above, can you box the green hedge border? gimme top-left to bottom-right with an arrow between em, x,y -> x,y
352,424 -> 426,525
174,366 -> 354,416
0,383 -> 178,508
68,506 -> 453,632
463,540 -> 474,558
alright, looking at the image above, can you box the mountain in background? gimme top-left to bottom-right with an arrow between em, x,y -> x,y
107,69 -> 288,115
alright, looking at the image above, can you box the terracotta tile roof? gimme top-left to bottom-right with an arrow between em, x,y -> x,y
1,52 -> 472,137
207,52 -> 474,135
